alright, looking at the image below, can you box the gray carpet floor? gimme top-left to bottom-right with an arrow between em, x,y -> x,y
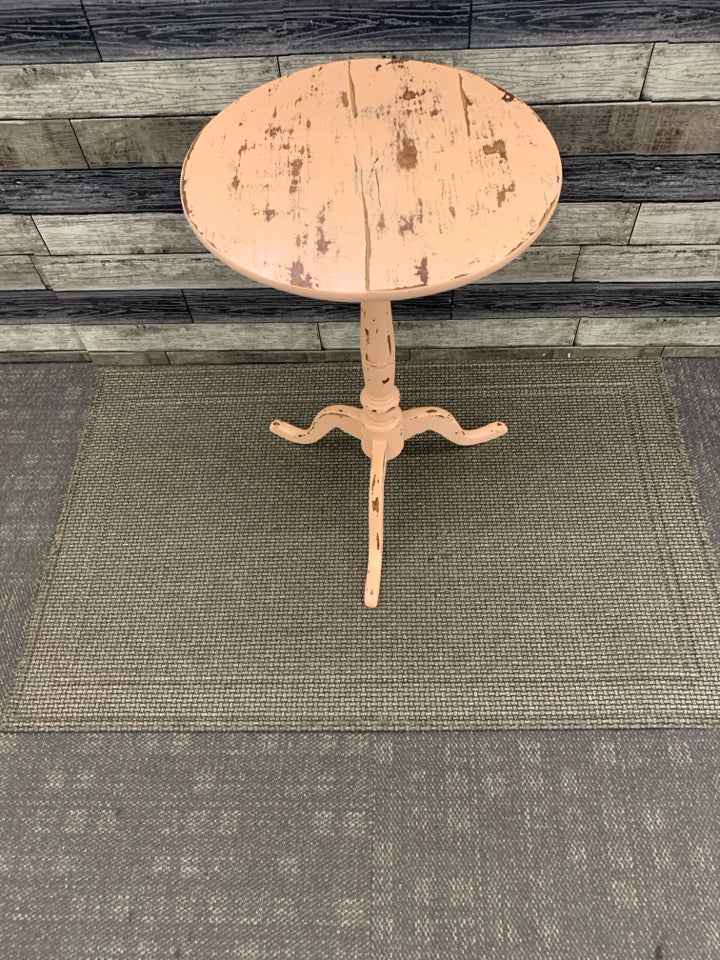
0,359 -> 719,958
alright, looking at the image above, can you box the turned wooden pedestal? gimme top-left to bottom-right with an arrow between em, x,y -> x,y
270,300 -> 507,605
180,56 -> 562,606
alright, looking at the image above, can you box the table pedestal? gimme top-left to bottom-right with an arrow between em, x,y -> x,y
270,300 -> 508,607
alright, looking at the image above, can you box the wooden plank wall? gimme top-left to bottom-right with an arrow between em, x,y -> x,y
0,1 -> 719,361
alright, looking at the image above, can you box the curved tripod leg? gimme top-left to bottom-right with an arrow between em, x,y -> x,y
270,404 -> 363,444
364,437 -> 388,608
403,407 -> 507,445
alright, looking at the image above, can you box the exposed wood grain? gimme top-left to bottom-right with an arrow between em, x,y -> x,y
0,215 -> 46,254
184,289 -> 452,322
452,282 -> 720,317
471,246 -> 579,284
538,203 -> 638,245
33,213 -> 204,255
76,321 -> 321,351
0,290 -> 190,324
560,156 -> 720,202
0,324 -> 85,349
281,44 -> 652,103
0,256 -> 45,290
0,1 -> 98,64
0,120 -> 88,170
644,43 -> 720,101
575,246 -> 720,283
577,316 -> 720,345
0,168 -> 183,213
72,116 -> 211,167
320,316 -> 577,348
535,102 -> 720,155
82,1 -> 468,60
470,1 -> 720,46
630,203 -> 720,245
33,254 -> 262,291
0,58 -> 277,120
4,157 -> 717,216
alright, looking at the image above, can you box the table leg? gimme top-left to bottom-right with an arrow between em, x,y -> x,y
364,437 -> 387,608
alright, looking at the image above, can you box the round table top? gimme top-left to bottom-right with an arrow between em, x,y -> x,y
181,57 -> 562,303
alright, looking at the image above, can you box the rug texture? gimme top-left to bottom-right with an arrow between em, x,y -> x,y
1,731 -> 719,960
2,359 -> 719,729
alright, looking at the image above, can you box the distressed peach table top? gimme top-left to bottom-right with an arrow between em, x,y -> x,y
181,57 -> 562,302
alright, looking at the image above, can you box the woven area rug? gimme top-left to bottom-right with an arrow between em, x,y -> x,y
2,359 -> 719,730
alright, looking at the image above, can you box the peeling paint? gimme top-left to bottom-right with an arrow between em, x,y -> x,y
397,136 -> 417,169
458,76 -> 472,136
290,261 -> 313,287
415,256 -> 429,285
497,182 -> 516,206
483,139 -> 508,162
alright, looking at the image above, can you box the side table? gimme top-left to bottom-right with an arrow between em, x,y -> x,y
181,57 -> 562,606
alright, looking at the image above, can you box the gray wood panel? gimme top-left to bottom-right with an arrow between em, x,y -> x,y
0,256 -> 45,290
77,322 -> 321,352
471,246 -> 579,284
630,203 -> 720,245
574,246 -> 720,283
0,120 -> 88,170
0,58 -> 278,120
33,254 -> 261,291
82,0 -> 469,61
0,323 -> 84,349
320,316 -> 578,349
535,102 -> 720,155
471,1 -> 720,46
0,215 -> 46,254
280,44 -> 652,103
577,316 -> 720,345
644,43 -> 720,101
33,214 -> 204,255
0,290 -> 190,324
0,1 -> 99,64
538,203 -> 638,246
72,116 -> 211,167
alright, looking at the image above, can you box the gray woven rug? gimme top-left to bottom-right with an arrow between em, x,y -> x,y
2,359 -> 719,730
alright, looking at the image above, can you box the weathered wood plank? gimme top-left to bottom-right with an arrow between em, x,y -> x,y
184,288 -> 452,322
72,117 -> 211,167
535,102 -> 720,155
0,168 -> 183,213
471,1 -> 720,46
33,254 -> 262,291
630,203 -> 720,245
0,58 -> 278,120
167,348 -> 362,364
0,215 -> 46,254
560,156 -> 720,202
281,44 -> 651,103
0,256 -> 45,290
470,246 -> 579,284
408,345 -> 664,360
0,290 -> 190,324
0,120 -> 88,170
77,321 -> 321,352
574,246 -> 720,283
577,316 -> 720,345
0,351 -> 90,362
452,282 -> 720,317
538,203 -> 638,245
320,316 -> 578,349
33,213 -> 204,255
4,157 -> 718,215
82,1 -> 468,60
644,43 -> 720,101
0,324 -> 85,350
662,346 -> 720,357
0,1 -> 98,64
